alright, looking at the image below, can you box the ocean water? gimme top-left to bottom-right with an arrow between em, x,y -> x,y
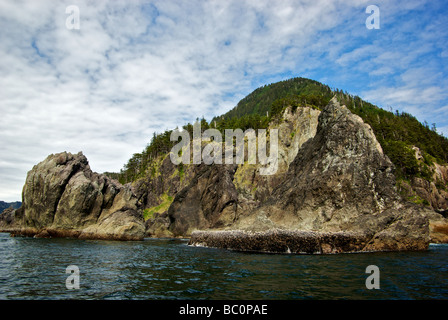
0,232 -> 446,300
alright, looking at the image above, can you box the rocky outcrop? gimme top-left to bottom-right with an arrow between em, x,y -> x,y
189,229 -> 370,254
397,148 -> 448,212
159,106 -> 321,238
190,97 -> 432,253
429,219 -> 448,243
168,163 -> 239,237
0,152 -> 145,240
145,211 -> 173,238
395,147 -> 448,243
236,97 -> 401,231
0,207 -> 17,229
0,201 -> 21,213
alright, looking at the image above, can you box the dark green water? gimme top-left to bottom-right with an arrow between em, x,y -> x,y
0,233 -> 446,300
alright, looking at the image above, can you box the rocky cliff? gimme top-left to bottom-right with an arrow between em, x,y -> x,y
186,98 -> 436,252
0,201 -> 21,213
3,96 -> 446,250
235,97 -> 402,232
138,97 -> 447,252
0,152 -> 145,240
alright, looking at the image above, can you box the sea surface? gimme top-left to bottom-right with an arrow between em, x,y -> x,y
0,232 -> 447,300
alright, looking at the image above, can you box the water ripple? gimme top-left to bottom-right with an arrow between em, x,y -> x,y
0,234 -> 447,299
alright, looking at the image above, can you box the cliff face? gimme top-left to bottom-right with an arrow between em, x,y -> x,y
0,201 -> 21,213
398,158 -> 448,212
394,148 -> 448,243
142,98 -> 447,251
131,153 -> 195,212
129,150 -> 196,238
168,163 -> 239,236
0,152 -> 145,240
186,98 -> 435,252
232,106 -> 320,205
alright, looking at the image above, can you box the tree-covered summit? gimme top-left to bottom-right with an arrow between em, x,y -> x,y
213,77 -> 333,121
112,77 -> 448,185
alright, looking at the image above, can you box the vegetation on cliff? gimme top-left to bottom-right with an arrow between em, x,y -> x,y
143,193 -> 173,220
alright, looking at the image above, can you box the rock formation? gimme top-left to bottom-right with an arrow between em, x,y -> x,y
188,97 -> 433,253
162,106 -> 321,238
0,201 -> 21,213
236,96 -> 401,232
168,163 -> 239,236
189,229 -> 372,254
0,152 -> 145,240
401,162 -> 448,211
4,96 -> 444,251
393,148 -> 448,243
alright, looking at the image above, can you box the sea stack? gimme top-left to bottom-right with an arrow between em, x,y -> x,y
189,97 -> 433,253
0,151 -> 145,240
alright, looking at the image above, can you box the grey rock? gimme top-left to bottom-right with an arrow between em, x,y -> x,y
189,229 -> 371,254
168,163 -> 239,237
1,151 -> 145,240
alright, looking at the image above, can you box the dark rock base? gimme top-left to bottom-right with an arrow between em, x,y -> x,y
188,229 -> 428,254
188,229 -> 370,254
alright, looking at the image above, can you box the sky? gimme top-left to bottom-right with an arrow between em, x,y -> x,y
0,0 -> 447,202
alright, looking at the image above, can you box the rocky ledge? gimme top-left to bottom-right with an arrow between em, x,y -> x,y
1,97 -> 441,249
0,151 -> 145,241
188,226 -> 429,254
189,229 -> 369,254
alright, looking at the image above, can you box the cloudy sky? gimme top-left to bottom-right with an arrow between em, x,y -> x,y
0,0 -> 447,202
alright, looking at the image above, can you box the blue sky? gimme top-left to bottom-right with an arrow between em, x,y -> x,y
0,0 -> 447,201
